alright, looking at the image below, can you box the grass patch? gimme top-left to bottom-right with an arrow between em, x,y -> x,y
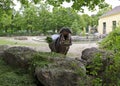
0,58 -> 36,86
0,39 -> 16,45
29,52 -> 65,74
31,52 -> 65,68
0,38 -> 46,47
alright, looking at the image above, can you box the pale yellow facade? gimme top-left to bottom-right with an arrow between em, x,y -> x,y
98,13 -> 120,34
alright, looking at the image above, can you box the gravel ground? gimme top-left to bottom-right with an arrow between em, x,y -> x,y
0,36 -> 98,58
67,42 -> 98,58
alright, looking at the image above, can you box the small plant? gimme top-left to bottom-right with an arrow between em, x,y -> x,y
86,53 -> 103,85
70,62 -> 86,77
86,53 -> 103,76
92,78 -> 102,86
45,36 -> 53,43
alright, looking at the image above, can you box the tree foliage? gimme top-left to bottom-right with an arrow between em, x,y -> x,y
0,0 -> 109,12
90,5 -> 112,27
52,7 -> 81,32
46,0 -> 108,11
0,0 -> 111,36
0,0 -> 13,31
0,1 -> 86,35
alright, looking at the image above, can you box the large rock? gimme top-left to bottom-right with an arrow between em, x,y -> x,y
2,46 -> 95,86
81,47 -> 99,64
81,47 -> 113,64
3,46 -> 37,69
35,57 -> 86,86
0,45 -> 9,58
81,47 -> 114,75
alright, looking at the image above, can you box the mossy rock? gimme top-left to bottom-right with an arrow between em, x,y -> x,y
3,46 -> 37,69
33,55 -> 86,86
0,58 -> 36,86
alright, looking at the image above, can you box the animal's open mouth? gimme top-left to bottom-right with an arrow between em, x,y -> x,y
61,34 -> 71,46
63,34 -> 69,40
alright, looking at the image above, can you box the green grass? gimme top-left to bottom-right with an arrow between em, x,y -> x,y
0,58 -> 36,86
0,39 -> 46,47
0,39 -> 16,45
31,52 -> 65,67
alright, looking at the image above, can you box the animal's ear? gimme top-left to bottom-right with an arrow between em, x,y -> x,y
59,27 -> 65,33
66,27 -> 72,34
69,29 -> 72,34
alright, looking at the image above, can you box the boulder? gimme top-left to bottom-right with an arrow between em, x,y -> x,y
3,46 -> 37,69
35,57 -> 86,86
2,46 -> 97,86
81,47 -> 114,75
81,47 -> 99,64
0,45 -> 9,58
81,47 -> 113,64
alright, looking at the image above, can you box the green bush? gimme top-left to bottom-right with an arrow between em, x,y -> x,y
86,53 -> 103,86
86,53 -> 103,76
98,27 -> 120,85
86,52 -> 120,86
91,53 -> 120,86
102,52 -> 120,85
99,27 -> 120,52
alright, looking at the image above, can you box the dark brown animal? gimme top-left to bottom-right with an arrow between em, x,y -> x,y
49,28 -> 72,55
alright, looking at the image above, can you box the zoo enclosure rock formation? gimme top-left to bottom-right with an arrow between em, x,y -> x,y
1,46 -> 114,86
2,46 -> 87,86
35,57 -> 86,86
3,46 -> 37,69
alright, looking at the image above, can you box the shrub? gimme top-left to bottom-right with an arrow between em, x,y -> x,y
98,26 -> 120,85
99,26 -> 120,52
86,53 -> 103,76
86,52 -> 120,86
102,52 -> 120,85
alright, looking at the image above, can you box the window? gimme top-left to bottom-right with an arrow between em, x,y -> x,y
112,21 -> 116,30
103,22 -> 106,34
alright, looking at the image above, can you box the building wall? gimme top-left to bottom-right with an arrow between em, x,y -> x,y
98,13 -> 120,34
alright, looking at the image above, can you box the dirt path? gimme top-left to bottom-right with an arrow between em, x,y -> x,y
67,43 -> 98,58
0,36 -> 98,58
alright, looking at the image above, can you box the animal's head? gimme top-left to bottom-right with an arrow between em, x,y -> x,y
59,27 -> 72,46
59,27 -> 72,35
